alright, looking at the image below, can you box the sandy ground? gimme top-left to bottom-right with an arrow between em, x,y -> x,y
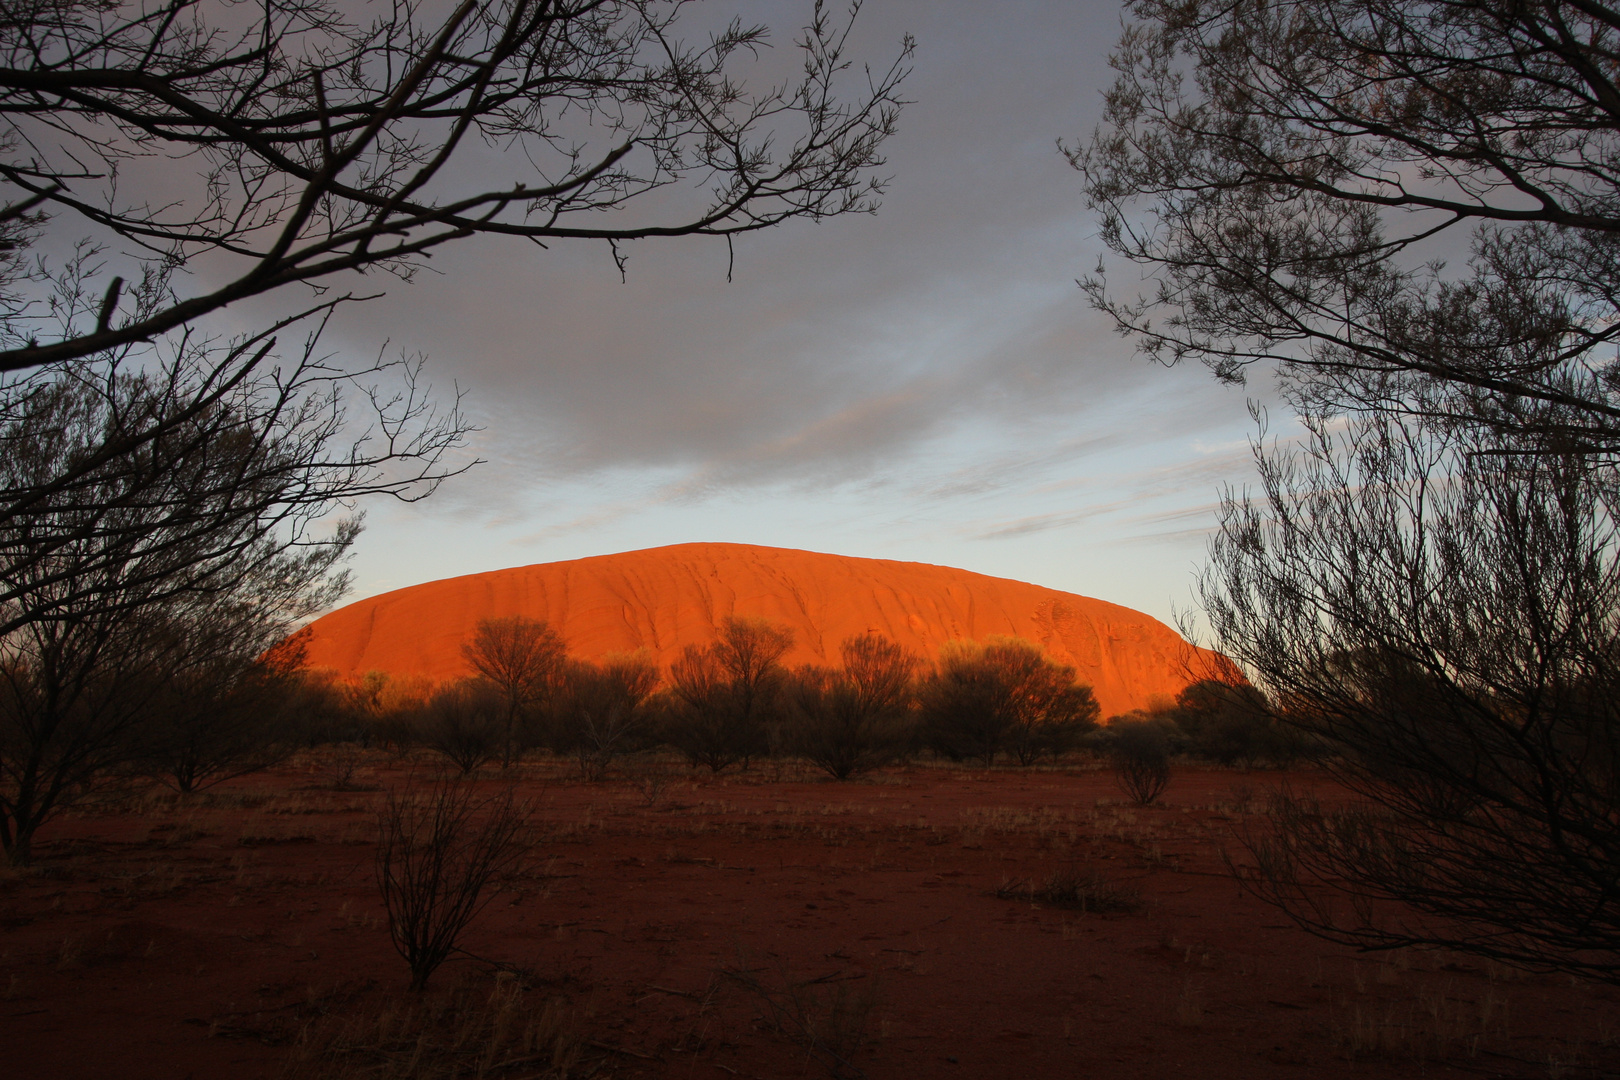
3,756 -> 1617,1079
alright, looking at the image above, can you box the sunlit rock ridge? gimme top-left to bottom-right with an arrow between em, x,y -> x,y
300,542 -> 1216,717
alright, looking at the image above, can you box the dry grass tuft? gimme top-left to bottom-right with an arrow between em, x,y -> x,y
994,866 -> 1144,914
1328,983 -> 1509,1063
376,780 -> 532,991
282,974 -> 582,1079
718,950 -> 882,1080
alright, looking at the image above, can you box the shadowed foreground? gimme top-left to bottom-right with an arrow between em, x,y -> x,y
3,758 -> 1614,1079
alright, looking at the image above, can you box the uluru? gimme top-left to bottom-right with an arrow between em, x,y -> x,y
299,543 -> 1216,716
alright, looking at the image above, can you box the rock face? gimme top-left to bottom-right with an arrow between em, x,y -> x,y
299,542 -> 1221,717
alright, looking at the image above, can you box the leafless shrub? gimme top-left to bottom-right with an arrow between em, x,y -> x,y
784,634 -> 919,780
375,781 -> 532,992
553,653 -> 658,781
663,618 -> 793,773
138,636 -> 309,794
624,757 -> 677,808
283,972 -> 581,1079
317,745 -> 372,792
994,867 -> 1144,914
1109,723 -> 1172,805
918,637 -> 1099,766
413,681 -> 505,776
718,950 -> 881,1080
462,618 -> 567,769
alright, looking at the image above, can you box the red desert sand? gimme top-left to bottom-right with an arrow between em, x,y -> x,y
298,542 -> 1221,715
4,761 -> 1616,1080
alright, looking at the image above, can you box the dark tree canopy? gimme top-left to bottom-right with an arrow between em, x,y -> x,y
784,632 -> 918,779
1074,0 -> 1620,452
553,651 -> 660,780
1205,412 -> 1620,982
0,0 -> 911,632
664,616 -> 792,772
0,0 -> 913,371
919,637 -> 1098,767
461,616 -> 566,768
1082,0 -> 1620,982
0,0 -> 912,859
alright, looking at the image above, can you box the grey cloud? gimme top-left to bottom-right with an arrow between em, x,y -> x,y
310,1 -> 1172,521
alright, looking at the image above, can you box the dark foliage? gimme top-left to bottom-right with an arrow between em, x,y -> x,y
1082,0 -> 1620,984
1209,414 -> 1620,982
918,637 -> 1098,766
0,382 -> 352,863
783,633 -> 919,780
462,617 -> 567,769
137,633 -> 310,793
413,680 -> 506,776
663,617 -> 793,773
1108,721 -> 1172,806
0,0 -> 912,373
1171,679 -> 1298,767
552,653 -> 659,781
1074,0 -> 1620,453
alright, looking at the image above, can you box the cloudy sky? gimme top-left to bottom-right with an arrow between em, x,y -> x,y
318,1 -> 1267,628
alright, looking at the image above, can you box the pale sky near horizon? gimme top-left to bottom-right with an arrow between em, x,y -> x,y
308,1 -> 1271,632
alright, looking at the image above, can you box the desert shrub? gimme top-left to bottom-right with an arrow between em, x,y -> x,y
1109,721 -> 1172,805
995,866 -> 1144,914
375,780 -> 532,992
719,949 -> 881,1080
338,670 -> 438,751
662,617 -> 793,772
551,652 -> 659,780
284,972 -> 581,1079
138,639 -> 308,793
1172,679 -> 1298,766
918,637 -> 1099,766
461,617 -> 568,768
783,633 -> 918,779
282,670 -> 362,747
413,680 -> 506,775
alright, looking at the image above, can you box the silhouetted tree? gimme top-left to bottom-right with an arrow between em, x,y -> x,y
413,679 -> 506,776
1074,0 -> 1620,453
137,632 -> 310,794
1171,679 -> 1295,767
784,633 -> 919,779
462,617 -> 566,768
554,652 -> 660,781
919,637 -> 1099,766
1207,413 -> 1620,983
1080,0 -> 1620,983
0,397 -> 352,864
0,0 -> 913,375
0,0 -> 909,635
664,617 -> 793,772
0,323 -> 465,655
0,0 -> 912,835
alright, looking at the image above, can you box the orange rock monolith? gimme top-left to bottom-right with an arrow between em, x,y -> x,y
298,543 -> 1223,717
